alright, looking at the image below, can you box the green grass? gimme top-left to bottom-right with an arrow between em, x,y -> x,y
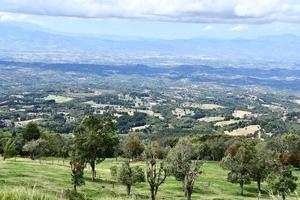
0,158 -> 299,200
43,95 -> 73,103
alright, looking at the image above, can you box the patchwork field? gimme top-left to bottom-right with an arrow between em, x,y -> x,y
0,158 -> 299,200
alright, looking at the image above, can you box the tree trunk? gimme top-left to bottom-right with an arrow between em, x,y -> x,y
257,180 -> 261,195
186,186 -> 193,200
240,182 -> 244,196
155,187 -> 158,199
126,184 -> 131,195
150,187 -> 156,200
282,194 -> 286,200
74,184 -> 77,193
90,161 -> 96,181
186,191 -> 192,200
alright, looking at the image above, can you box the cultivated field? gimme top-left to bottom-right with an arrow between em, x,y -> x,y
0,158 -> 299,200
232,110 -> 253,119
224,125 -> 261,136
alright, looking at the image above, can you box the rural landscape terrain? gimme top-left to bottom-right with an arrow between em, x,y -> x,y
1,0 -> 300,200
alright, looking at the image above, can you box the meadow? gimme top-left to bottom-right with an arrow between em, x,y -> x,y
0,158 -> 299,200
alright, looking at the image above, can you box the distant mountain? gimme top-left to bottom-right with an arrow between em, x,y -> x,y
0,22 -> 300,65
1,60 -> 300,91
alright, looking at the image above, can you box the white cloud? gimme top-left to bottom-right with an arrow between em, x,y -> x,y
0,0 -> 299,23
203,25 -> 213,31
0,11 -> 27,22
230,25 -> 248,31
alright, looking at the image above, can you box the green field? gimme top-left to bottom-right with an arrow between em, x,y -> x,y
0,158 -> 299,200
44,95 -> 73,103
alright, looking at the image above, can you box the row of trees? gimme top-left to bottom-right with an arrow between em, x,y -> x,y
0,122 -> 72,161
1,115 -> 299,200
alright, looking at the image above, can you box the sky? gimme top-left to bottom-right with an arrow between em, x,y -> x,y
0,0 -> 300,39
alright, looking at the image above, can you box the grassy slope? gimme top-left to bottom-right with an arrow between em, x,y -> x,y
0,158 -> 299,200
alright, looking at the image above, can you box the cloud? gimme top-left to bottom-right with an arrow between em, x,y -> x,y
0,12 -> 27,22
0,0 -> 299,24
230,25 -> 248,31
203,25 -> 213,31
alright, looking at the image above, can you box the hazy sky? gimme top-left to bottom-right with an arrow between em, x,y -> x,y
0,0 -> 300,39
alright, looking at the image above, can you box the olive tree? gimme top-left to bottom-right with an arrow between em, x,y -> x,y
147,159 -> 167,200
167,139 -> 202,200
145,142 -> 168,200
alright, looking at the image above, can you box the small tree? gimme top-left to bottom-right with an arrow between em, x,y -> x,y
222,139 -> 257,196
267,165 -> 298,200
167,139 -> 202,200
73,115 -> 119,181
122,132 -> 144,160
250,142 -> 273,196
184,160 -> 202,200
70,160 -> 85,193
3,139 -> 17,160
147,159 -> 167,200
110,166 -> 118,180
22,139 -> 45,160
144,142 -> 169,160
110,165 -> 118,188
118,161 -> 145,195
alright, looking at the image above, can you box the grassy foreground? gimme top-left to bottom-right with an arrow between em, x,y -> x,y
0,158 -> 299,200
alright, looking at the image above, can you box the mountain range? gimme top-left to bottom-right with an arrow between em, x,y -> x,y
0,22 -> 300,67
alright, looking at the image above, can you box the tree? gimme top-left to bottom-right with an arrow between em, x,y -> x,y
167,139 -> 196,182
122,132 -> 144,160
110,165 -> 118,188
249,142 -> 273,196
184,160 -> 202,200
0,131 -> 12,155
167,139 -> 202,200
73,115 -> 119,181
22,139 -> 46,160
267,165 -> 298,200
222,139 -> 257,196
147,159 -> 167,200
60,135 -> 73,163
3,139 -> 17,160
118,161 -> 145,195
22,122 -> 41,141
70,160 -> 85,193
144,142 -> 169,160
